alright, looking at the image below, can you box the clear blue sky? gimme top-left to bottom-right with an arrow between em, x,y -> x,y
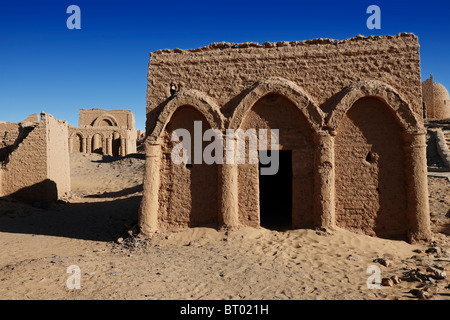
0,0 -> 449,131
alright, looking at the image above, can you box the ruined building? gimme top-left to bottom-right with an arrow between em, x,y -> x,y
0,113 -> 70,204
69,109 -> 137,156
139,33 -> 431,243
422,75 -> 450,120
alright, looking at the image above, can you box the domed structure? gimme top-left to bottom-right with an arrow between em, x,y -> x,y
422,75 -> 450,119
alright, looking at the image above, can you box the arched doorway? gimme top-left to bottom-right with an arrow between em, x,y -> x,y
92,134 -> 103,154
112,132 -> 121,156
71,134 -> 83,153
239,93 -> 315,230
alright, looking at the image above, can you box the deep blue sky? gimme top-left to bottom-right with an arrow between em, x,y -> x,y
0,0 -> 449,130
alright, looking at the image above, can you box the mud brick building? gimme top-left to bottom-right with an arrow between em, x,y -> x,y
69,109 -> 137,157
139,33 -> 431,243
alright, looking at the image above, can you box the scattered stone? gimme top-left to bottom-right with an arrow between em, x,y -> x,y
117,237 -> 124,244
409,289 -> 431,300
347,254 -> 362,262
127,225 -> 139,237
425,247 -> 442,256
435,257 -> 450,262
373,258 -> 391,267
381,278 -> 394,287
391,275 -> 401,285
412,249 -> 423,254
426,266 -> 447,279
401,269 -> 429,283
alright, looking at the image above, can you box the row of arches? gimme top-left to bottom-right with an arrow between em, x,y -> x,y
139,77 -> 430,242
69,132 -> 124,156
150,77 -> 420,139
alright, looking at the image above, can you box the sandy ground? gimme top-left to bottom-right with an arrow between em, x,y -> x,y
0,152 -> 449,300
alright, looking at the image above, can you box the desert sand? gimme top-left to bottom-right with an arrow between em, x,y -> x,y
0,152 -> 448,300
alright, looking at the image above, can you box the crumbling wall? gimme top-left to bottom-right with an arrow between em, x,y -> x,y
0,113 -> 70,204
0,115 -> 39,162
46,114 -> 71,199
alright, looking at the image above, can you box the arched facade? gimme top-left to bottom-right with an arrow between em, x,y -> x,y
68,109 -> 137,156
140,35 -> 431,243
139,77 -> 431,242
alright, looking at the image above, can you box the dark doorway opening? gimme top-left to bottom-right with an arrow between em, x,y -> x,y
259,150 -> 292,231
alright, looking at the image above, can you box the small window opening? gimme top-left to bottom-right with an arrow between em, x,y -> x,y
365,152 -> 374,163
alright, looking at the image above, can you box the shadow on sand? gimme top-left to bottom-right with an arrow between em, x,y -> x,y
91,153 -> 145,164
85,185 -> 143,199
0,189 -> 141,242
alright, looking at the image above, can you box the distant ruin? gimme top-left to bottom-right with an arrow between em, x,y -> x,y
69,109 -> 137,156
422,75 -> 450,120
139,33 -> 432,243
0,113 -> 70,204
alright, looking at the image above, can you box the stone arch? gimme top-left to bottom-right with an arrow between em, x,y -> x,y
91,133 -> 105,154
326,80 -> 422,133
229,77 -> 324,132
229,78 -> 323,230
333,94 -> 411,239
92,114 -> 119,127
70,132 -> 84,153
150,90 -> 225,141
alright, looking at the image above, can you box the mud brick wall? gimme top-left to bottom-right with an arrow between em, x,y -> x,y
422,76 -> 450,119
146,33 -> 422,134
0,113 -> 70,203
46,114 -> 71,199
140,33 -> 431,242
